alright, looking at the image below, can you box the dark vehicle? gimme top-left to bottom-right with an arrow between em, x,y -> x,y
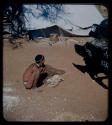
74,19 -> 108,80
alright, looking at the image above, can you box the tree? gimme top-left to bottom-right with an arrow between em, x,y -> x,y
3,3 -> 26,38
3,4 -> 64,38
36,4 -> 63,23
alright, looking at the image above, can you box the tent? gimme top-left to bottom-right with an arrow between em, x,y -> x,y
28,25 -> 82,40
24,5 -> 104,39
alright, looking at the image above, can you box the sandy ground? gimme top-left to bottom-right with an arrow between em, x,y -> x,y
3,37 -> 108,121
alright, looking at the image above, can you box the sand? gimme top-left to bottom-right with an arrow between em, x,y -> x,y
3,37 -> 108,121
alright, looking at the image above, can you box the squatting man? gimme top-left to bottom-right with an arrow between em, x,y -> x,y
23,54 -> 46,89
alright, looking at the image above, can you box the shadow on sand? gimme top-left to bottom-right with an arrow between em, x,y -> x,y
74,41 -> 108,90
72,63 -> 108,90
36,73 -> 48,88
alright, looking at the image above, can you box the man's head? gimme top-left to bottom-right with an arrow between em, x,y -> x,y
35,54 -> 45,67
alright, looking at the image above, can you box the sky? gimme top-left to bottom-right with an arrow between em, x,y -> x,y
24,4 -> 104,36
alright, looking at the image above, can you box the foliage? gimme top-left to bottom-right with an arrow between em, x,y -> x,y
3,4 -> 64,37
3,3 -> 26,38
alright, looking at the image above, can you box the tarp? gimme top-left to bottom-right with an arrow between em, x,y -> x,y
28,25 -> 87,40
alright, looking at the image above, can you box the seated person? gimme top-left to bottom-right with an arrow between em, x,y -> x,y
23,54 -> 46,89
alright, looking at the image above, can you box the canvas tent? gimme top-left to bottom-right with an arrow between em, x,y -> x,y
28,25 -> 81,40
23,5 -> 104,39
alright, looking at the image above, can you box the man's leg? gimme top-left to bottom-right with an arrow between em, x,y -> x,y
24,71 -> 39,89
32,71 -> 40,87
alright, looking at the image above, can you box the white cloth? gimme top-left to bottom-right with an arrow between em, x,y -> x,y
46,75 -> 64,87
